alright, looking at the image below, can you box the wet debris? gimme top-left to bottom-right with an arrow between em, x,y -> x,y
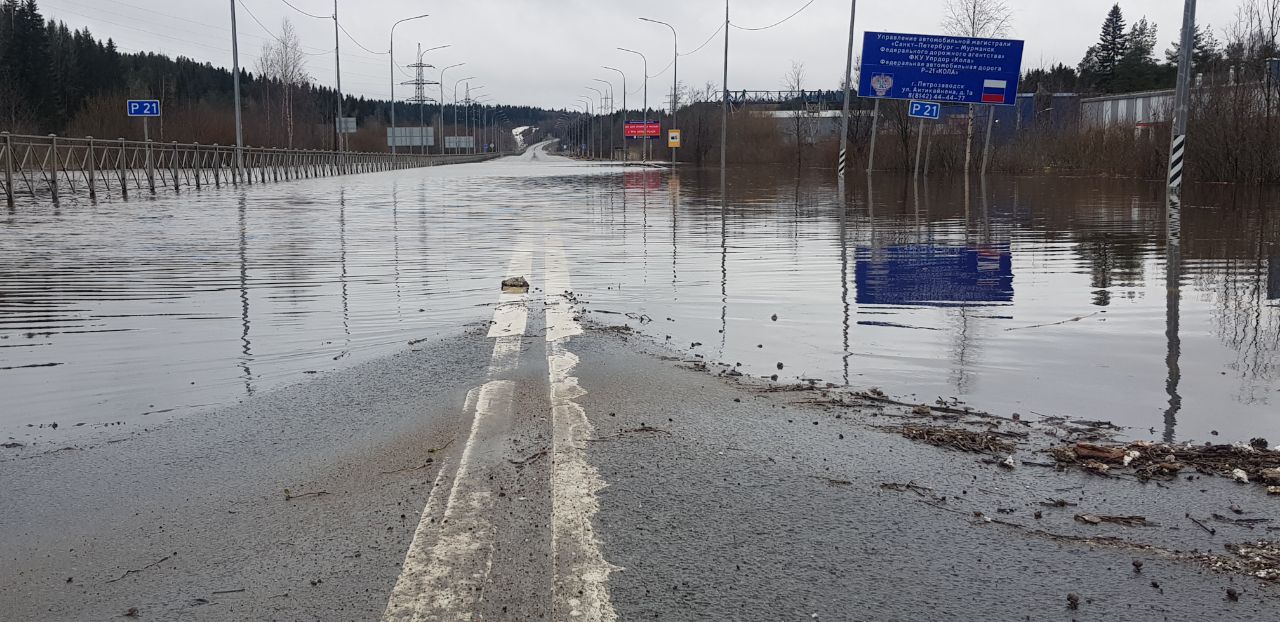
1,441 -> 23,449
1203,541 -> 1280,581
1051,440 -> 1280,487
891,425 -> 1016,455
500,276 -> 529,292
105,554 -> 173,583
124,607 -> 140,617
1211,514 -> 1272,529
283,488 -> 330,501
1066,593 -> 1080,610
1074,514 -> 1155,527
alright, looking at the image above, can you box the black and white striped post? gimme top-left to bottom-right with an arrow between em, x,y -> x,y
1167,0 -> 1196,204
837,0 -> 857,187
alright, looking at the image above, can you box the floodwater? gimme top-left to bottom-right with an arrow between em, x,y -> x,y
2,150 -> 1278,444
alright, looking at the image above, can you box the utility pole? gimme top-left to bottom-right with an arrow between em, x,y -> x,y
838,0 -> 857,184
333,0 -> 344,158
1168,0 -> 1197,201
402,44 -> 436,155
229,0 -> 244,181
720,0 -> 729,176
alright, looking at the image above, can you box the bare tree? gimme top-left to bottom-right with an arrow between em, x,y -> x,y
783,61 -> 808,169
942,0 -> 1013,173
256,18 -> 310,148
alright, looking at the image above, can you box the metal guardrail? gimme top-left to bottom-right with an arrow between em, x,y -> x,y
0,132 -> 502,206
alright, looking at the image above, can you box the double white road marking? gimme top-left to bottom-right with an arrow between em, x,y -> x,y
383,243 -> 616,621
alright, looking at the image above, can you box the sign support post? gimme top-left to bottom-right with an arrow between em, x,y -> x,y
866,99 -> 880,173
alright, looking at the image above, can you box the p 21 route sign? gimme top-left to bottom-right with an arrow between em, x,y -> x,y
859,31 -> 1024,106
126,99 -> 160,117
908,101 -> 940,120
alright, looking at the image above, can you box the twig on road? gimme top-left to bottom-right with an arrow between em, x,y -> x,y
380,458 -> 434,475
105,555 -> 172,583
283,489 -> 330,501
211,588 -> 245,595
1004,312 -> 1100,332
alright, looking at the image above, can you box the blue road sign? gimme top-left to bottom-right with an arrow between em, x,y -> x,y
908,101 -> 940,120
859,32 -> 1024,106
126,100 -> 161,117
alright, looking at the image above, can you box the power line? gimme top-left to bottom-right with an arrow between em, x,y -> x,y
237,0 -> 288,46
339,21 -> 387,55
681,22 -> 726,57
279,0 -> 330,20
731,0 -> 816,31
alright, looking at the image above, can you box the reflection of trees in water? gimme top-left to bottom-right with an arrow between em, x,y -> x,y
1076,234 -> 1148,307
1188,202 -> 1280,404
1197,256 -> 1280,403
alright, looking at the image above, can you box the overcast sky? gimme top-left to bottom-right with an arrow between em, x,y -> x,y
36,0 -> 1239,110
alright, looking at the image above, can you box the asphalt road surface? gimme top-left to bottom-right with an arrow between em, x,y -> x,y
3,146 -> 1278,621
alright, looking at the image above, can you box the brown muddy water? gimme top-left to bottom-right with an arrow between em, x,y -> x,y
2,152 -> 1278,444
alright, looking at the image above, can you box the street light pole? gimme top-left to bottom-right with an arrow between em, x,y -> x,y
603,66 -> 627,161
452,76 -> 475,153
389,13 -> 429,157
593,77 -> 614,160
618,48 -> 649,163
587,86 -> 605,159
640,17 -> 678,165
577,98 -> 593,158
467,85 -> 486,154
438,62 -> 463,155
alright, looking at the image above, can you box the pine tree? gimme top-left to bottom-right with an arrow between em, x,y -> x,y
1081,4 -> 1130,92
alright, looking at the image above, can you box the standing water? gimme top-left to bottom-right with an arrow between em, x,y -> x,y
2,152 -> 1278,443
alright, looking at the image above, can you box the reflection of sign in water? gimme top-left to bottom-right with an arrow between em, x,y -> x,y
858,31 -> 1024,105
855,245 -> 1013,305
624,170 -> 662,191
1269,255 -> 1280,300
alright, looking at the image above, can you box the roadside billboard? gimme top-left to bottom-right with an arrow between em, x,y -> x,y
624,121 -> 661,138
858,31 -> 1024,105
444,136 -> 475,150
386,126 -> 434,147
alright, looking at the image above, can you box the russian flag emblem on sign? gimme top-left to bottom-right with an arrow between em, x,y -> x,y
981,79 -> 1007,104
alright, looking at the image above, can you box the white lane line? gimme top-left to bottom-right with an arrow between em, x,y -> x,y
488,252 -> 533,338
545,241 -> 620,622
383,251 -> 531,622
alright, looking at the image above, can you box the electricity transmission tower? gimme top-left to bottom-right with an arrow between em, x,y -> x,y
401,43 -> 439,154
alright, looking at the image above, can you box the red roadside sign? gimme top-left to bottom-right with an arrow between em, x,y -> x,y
624,121 -> 661,138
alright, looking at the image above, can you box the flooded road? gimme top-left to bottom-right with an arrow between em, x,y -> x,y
2,152 -> 1278,443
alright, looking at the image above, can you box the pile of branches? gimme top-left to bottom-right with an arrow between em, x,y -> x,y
895,425 -> 1015,455
1051,441 -> 1280,485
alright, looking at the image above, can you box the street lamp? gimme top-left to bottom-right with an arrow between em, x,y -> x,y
640,17 -> 679,164
602,66 -> 627,161
586,85 -> 605,159
438,62 -> 463,154
451,76 -> 475,152
467,85 -> 486,154
389,13 -> 429,156
618,47 -> 649,163
592,77 -> 615,160
576,97 -> 593,158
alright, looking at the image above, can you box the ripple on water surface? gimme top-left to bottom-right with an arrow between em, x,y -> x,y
2,157 -> 1279,444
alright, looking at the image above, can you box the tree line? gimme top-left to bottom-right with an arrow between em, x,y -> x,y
0,0 -> 555,150
1022,0 -> 1277,95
